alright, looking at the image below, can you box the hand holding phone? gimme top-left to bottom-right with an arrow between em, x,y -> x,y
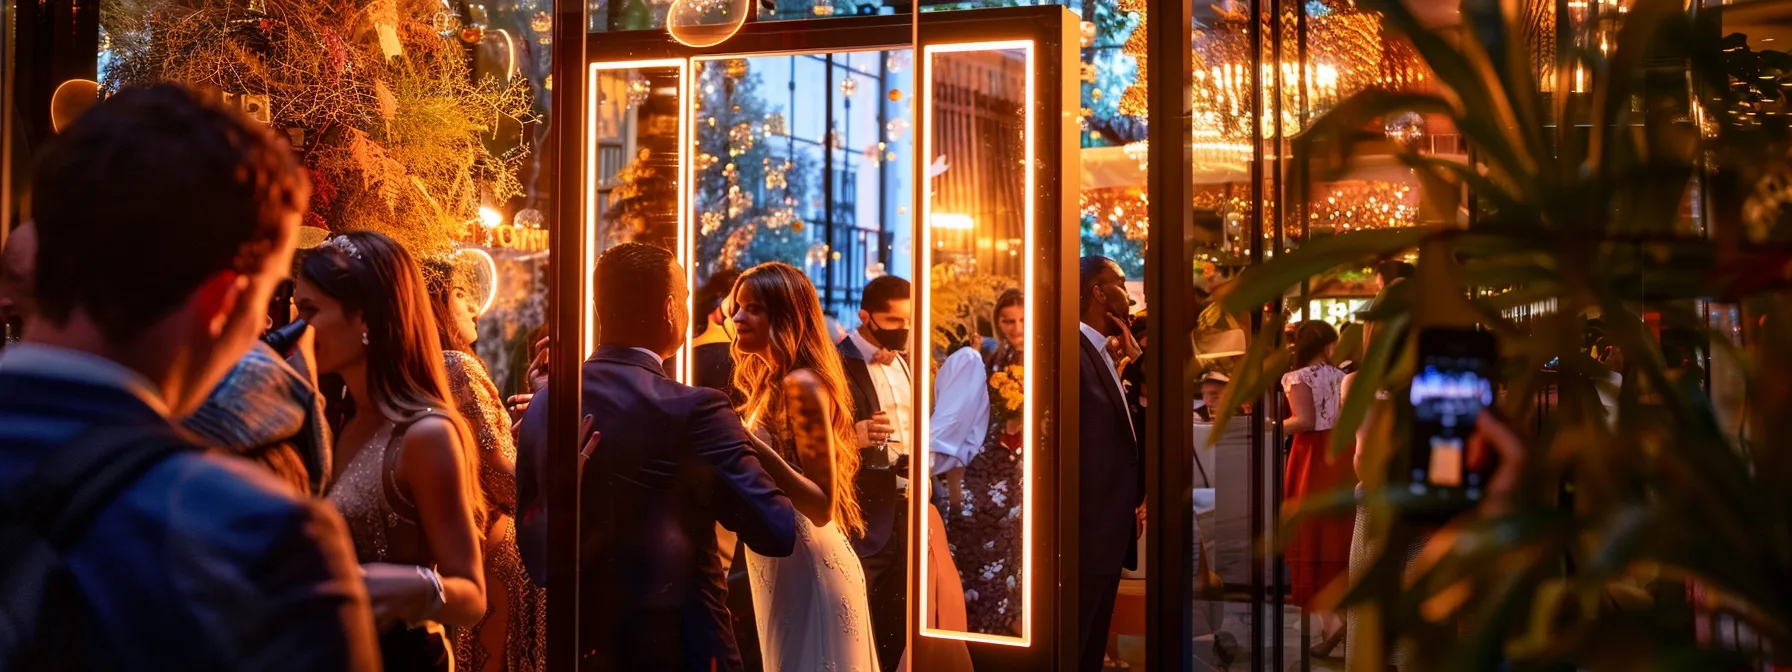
1405,327 -> 1499,513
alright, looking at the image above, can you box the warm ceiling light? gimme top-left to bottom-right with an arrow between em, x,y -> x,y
929,212 -> 974,230
478,206 -> 504,229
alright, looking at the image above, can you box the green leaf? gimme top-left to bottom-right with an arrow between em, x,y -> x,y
1217,228 -> 1432,315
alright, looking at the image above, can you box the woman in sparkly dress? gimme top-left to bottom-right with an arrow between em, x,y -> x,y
948,289 -> 1027,636
425,258 -> 546,672
301,232 -> 487,671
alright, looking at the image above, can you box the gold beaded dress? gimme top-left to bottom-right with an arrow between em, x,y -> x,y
444,350 -> 547,672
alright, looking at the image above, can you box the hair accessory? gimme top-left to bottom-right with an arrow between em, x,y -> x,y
321,235 -> 362,259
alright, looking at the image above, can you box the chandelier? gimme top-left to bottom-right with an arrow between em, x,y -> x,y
1119,0 -> 1426,143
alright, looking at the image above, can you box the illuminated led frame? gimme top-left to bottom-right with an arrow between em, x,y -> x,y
916,38 -> 1037,648
585,59 -> 692,380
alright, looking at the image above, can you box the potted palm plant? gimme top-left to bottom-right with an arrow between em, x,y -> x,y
1211,0 -> 1792,668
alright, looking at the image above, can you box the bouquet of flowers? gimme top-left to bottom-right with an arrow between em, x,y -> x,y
989,365 -> 1024,421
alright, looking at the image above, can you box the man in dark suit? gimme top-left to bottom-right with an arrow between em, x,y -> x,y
0,85 -> 378,670
516,243 -> 797,672
692,268 -> 742,401
1075,255 -> 1144,672
836,274 -> 913,672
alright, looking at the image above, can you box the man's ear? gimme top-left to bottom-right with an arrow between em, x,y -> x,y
192,271 -> 247,338
859,309 -> 872,326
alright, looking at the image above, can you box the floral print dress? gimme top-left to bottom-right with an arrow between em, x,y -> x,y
946,349 -> 1026,636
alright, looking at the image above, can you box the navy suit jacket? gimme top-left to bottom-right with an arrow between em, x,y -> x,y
1077,333 -> 1144,576
837,336 -> 905,559
516,345 -> 796,672
0,365 -> 377,671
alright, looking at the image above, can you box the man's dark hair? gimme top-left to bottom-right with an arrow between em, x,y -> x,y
698,268 -> 742,318
32,84 -> 308,343
860,274 -> 911,314
1080,255 -> 1118,305
596,242 -> 676,340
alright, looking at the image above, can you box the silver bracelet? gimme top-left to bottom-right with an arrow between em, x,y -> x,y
416,566 -> 445,622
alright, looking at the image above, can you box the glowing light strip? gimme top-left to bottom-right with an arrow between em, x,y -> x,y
917,39 -> 1036,648
455,247 -> 501,315
588,59 -> 688,363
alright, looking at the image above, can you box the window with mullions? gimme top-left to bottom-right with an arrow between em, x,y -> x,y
689,51 -> 915,324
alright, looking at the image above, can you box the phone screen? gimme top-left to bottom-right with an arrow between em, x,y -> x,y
1407,328 -> 1497,504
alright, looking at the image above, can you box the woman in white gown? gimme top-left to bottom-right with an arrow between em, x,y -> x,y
728,262 -> 879,672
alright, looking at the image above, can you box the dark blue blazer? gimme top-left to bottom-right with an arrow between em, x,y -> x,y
1077,333 -> 1144,576
0,370 -> 376,671
837,336 -> 904,559
516,345 -> 796,672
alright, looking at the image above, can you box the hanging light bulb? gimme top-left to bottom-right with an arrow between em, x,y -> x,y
668,0 -> 749,48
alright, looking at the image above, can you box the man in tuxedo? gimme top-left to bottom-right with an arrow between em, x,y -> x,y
0,85 -> 377,670
1076,255 -> 1144,672
837,274 -> 913,672
516,243 -> 796,672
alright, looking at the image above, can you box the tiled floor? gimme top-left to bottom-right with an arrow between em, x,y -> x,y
1109,602 -> 1345,672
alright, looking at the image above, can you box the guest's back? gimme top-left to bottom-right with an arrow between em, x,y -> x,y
576,345 -> 796,672
0,356 -> 374,671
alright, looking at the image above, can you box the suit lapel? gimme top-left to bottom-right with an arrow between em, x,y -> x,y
1079,334 -> 1134,442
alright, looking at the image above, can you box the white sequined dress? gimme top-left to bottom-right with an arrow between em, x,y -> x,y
745,426 -> 879,672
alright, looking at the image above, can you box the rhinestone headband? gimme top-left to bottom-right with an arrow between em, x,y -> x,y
320,235 -> 362,259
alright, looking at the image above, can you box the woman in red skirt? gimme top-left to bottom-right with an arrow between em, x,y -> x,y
1282,320 -> 1353,657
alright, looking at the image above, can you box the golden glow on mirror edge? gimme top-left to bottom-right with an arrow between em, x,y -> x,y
586,59 -> 692,382
919,39 -> 1036,648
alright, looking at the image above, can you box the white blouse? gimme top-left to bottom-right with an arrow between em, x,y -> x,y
1282,364 -> 1346,432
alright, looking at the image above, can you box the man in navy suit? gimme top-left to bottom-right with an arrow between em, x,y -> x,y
1076,255 -> 1144,672
516,243 -> 796,672
0,85 -> 378,670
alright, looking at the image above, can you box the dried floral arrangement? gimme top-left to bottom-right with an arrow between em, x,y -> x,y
928,262 -> 1016,364
102,0 -> 534,255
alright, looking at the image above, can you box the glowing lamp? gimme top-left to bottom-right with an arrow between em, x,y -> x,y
929,212 -> 974,230
478,206 -> 505,229
50,79 -> 101,133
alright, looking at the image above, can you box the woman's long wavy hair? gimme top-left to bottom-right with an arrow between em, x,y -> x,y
729,262 -> 864,539
301,231 -> 487,533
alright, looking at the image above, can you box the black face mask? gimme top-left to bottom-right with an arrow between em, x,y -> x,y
868,319 -> 909,352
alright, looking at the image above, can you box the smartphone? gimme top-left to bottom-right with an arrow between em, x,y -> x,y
1405,327 -> 1499,510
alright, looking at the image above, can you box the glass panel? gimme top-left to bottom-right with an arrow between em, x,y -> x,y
920,41 -> 1034,645
588,62 -> 687,358
688,50 -> 915,328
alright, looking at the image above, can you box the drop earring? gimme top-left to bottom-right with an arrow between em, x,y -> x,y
362,332 -> 370,346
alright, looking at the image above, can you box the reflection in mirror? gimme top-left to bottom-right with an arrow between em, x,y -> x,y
920,41 -> 1033,645
685,52 -> 916,384
587,62 -> 686,359
684,50 -> 917,672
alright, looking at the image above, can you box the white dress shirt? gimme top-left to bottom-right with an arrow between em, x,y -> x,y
1079,321 -> 1134,437
848,329 -> 914,462
928,346 -> 989,474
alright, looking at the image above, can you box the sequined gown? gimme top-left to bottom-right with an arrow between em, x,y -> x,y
745,420 -> 879,672
444,350 -> 547,672
327,415 -> 454,671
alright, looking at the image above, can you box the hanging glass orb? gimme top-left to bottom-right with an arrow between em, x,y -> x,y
669,0 -> 750,48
